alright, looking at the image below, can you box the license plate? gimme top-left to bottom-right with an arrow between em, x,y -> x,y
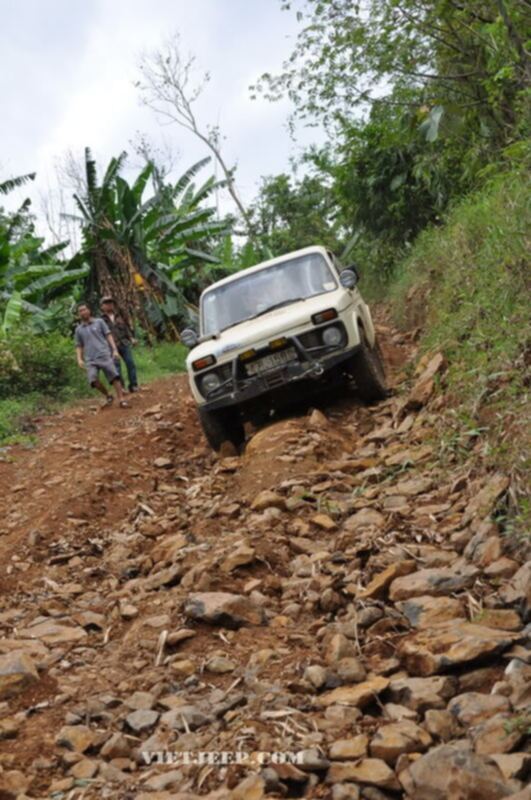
246,347 -> 298,376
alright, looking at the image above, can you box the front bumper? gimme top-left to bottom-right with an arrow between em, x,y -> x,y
201,345 -> 359,412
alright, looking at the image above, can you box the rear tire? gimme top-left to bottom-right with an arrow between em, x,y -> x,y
198,406 -> 245,452
348,329 -> 387,402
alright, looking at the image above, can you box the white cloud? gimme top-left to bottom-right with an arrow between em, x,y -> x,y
1,0 -> 324,238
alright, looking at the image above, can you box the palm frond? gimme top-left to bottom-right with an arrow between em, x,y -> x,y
183,247 -> 221,264
73,193 -> 93,223
0,173 -> 36,196
39,241 -> 70,260
22,265 -> 89,299
189,175 -> 225,207
132,162 -> 154,203
1,291 -> 23,334
7,198 -> 32,237
101,151 -> 127,191
172,157 -> 211,198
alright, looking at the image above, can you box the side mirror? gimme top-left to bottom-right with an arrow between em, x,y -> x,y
339,268 -> 359,289
180,328 -> 199,349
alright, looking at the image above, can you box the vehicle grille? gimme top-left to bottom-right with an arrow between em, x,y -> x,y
298,329 -> 321,349
217,363 -> 233,383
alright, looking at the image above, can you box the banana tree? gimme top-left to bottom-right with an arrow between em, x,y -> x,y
70,148 -> 230,338
0,176 -> 86,334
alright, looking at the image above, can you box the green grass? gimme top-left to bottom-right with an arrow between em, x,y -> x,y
134,341 -> 187,382
387,164 -> 531,539
389,167 -> 530,416
0,341 -> 187,447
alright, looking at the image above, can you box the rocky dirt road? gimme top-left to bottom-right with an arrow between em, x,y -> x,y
0,320 -> 529,800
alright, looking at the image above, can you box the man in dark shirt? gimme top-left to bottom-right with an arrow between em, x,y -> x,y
75,303 -> 129,408
100,296 -> 139,392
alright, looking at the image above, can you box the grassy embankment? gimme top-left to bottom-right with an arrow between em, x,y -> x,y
0,341 -> 187,446
387,166 -> 530,539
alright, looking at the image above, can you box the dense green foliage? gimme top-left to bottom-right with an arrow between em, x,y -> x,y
249,173 -> 343,255
70,149 -> 230,337
0,150 -> 235,342
0,336 -> 186,444
254,0 -> 530,276
0,180 -> 87,334
259,1 -> 529,121
0,331 -> 83,398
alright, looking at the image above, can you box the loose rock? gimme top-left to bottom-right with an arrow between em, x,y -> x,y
329,735 -> 369,761
0,652 -> 39,700
359,561 -> 417,600
388,676 -> 457,711
327,758 -> 400,790
125,709 -> 159,733
317,677 -> 389,708
396,595 -> 465,628
397,621 -> 521,675
184,592 -> 264,627
370,720 -> 432,764
399,742 -> 514,800
448,692 -> 511,725
389,566 -> 478,601
56,725 -> 94,753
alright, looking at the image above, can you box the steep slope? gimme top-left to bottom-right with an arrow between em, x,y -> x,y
0,319 -> 528,799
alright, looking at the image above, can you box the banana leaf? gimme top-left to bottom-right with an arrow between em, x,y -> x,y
1,291 -> 23,334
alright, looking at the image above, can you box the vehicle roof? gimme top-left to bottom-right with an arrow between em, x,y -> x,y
200,245 -> 330,296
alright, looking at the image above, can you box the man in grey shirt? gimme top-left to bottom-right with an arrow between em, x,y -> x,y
75,303 -> 129,408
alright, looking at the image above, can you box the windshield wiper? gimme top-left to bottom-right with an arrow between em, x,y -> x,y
248,297 -> 307,320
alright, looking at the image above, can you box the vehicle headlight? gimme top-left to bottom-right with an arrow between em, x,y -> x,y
201,371 -> 222,395
322,325 -> 343,347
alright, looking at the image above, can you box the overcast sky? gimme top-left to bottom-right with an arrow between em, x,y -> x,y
1,0 -> 319,240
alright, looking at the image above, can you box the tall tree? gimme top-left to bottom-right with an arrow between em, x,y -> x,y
251,172 -> 343,255
254,1 -> 531,141
137,34 -> 256,242
70,149 -> 230,338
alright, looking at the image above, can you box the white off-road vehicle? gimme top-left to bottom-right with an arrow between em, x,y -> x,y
181,246 -> 387,451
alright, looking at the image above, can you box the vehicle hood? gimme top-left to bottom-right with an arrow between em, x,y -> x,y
187,290 -> 350,366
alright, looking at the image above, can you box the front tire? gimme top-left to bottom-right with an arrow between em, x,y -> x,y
348,329 -> 387,402
198,406 -> 245,452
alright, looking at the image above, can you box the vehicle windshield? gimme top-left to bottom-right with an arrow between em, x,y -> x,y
201,252 -> 337,336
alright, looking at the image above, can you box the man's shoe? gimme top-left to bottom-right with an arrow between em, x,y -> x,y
130,386 -> 140,393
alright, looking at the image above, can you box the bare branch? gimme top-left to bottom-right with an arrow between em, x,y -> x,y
137,34 -> 256,241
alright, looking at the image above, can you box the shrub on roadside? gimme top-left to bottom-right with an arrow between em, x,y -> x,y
0,330 -> 86,399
